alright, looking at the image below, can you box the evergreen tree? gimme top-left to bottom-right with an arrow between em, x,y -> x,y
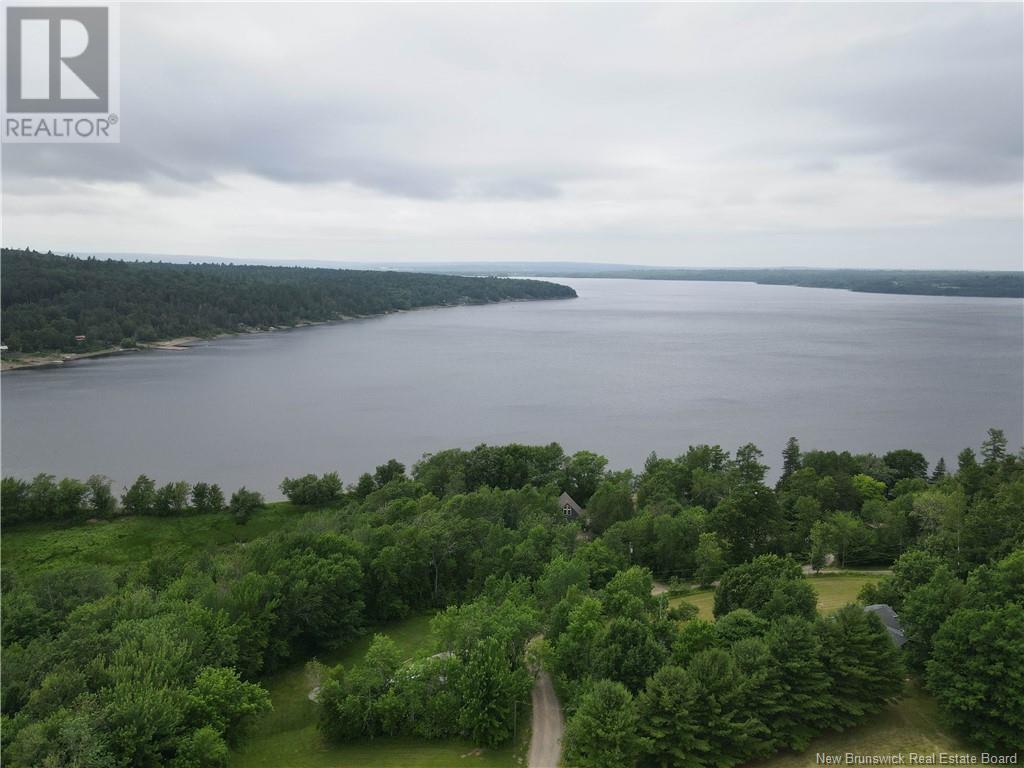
980,428 -> 1008,466
563,679 -> 643,768
930,457 -> 947,482
817,605 -> 903,729
927,604 -> 1024,752
731,637 -> 786,758
764,616 -> 832,750
636,665 -> 699,768
781,437 -> 802,482
685,648 -> 756,767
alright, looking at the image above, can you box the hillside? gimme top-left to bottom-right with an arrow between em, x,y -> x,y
0,249 -> 576,354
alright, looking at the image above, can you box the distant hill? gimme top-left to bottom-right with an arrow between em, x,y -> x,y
0,249 -> 576,354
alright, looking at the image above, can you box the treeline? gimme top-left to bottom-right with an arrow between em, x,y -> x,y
0,248 -> 576,353
1,473 -> 265,525
2,431 -> 1021,766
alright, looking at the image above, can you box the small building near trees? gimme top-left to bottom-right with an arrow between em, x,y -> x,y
864,603 -> 907,647
559,491 -> 584,521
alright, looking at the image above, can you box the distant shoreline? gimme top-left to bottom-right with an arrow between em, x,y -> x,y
0,295 -> 568,371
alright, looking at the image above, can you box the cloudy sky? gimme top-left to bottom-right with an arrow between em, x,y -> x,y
3,2 -> 1022,268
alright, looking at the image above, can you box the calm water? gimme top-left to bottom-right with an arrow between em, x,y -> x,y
2,279 -> 1021,497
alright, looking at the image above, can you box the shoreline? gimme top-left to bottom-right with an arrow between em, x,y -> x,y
0,295 -> 572,372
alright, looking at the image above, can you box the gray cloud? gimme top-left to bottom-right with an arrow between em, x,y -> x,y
2,3 -> 1021,268
801,7 -> 1022,185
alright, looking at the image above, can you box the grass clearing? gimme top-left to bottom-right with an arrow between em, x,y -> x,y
669,572 -> 885,621
1,504 -> 303,577
232,613 -> 528,768
753,682 -> 982,767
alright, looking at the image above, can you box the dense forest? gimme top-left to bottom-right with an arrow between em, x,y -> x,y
0,249 -> 576,353
494,266 -> 1024,298
1,430 -> 1021,766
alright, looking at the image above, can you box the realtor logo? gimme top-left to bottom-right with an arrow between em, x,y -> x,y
3,3 -> 120,142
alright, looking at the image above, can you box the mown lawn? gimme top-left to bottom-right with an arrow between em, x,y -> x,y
232,613 -> 526,768
753,682 -> 983,767
670,573 -> 885,621
1,503 -> 303,577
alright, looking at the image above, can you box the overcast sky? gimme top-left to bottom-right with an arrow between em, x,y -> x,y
2,2 -> 1022,269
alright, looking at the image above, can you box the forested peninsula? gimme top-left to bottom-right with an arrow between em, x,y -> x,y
0,249 -> 576,357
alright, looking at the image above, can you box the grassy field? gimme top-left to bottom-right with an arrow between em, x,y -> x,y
754,682 -> 984,767
1,504 -> 302,576
670,572 -> 885,621
232,613 -> 526,768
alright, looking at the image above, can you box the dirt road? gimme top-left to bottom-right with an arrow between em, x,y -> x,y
528,670 -> 564,768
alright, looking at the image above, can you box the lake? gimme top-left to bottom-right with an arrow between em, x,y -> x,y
2,278 -> 1021,497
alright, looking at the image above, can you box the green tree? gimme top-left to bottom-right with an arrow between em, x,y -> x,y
154,481 -> 191,516
587,478 -> 633,534
901,567 -> 966,668
563,679 -> 643,768
85,475 -> 117,518
827,511 -> 868,567
883,450 -> 929,483
171,726 -> 229,768
552,596 -> 604,682
55,477 -> 90,521
695,532 -> 727,588
980,428 -> 1008,466
685,648 -> 756,766
927,604 -> 1024,751
732,443 -> 768,486
353,472 -> 376,499
817,605 -> 903,728
228,488 -> 264,525
122,475 -> 157,516
713,555 -> 811,620
597,616 -> 667,692
456,637 -> 529,747
714,608 -> 768,645
191,482 -> 225,514
373,459 -> 406,488
765,616 -> 832,749
559,451 -> 609,507
636,665 -> 699,768
809,520 -> 829,572
186,667 -> 271,746
710,486 -> 784,563
731,637 -> 786,758
780,436 -> 802,483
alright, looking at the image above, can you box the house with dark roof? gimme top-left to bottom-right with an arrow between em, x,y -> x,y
864,603 -> 907,647
558,492 -> 584,521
